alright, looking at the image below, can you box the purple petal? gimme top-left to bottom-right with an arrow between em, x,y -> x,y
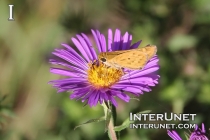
167,130 -> 182,140
76,35 -> 94,60
70,86 -> 91,99
112,29 -> 121,51
100,34 -> 107,52
119,78 -> 157,87
113,90 -> 130,102
72,37 -> 90,62
96,30 -> 106,52
61,43 -> 87,65
91,29 -> 102,52
88,90 -> 99,107
108,29 -> 113,51
201,123 -> 206,133
49,59 -> 87,75
130,40 -> 141,49
127,35 -> 132,49
81,33 -> 97,59
50,68 -> 85,77
121,32 -> 129,50
108,93 -> 118,107
52,50 -> 87,70
49,77 -> 87,84
111,85 -> 143,95
125,67 -> 159,79
99,90 -> 109,101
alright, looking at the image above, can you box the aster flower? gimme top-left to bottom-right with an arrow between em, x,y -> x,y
167,123 -> 208,140
189,123 -> 208,140
167,130 -> 182,140
49,29 -> 160,107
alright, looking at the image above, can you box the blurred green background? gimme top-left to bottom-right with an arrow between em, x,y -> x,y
0,0 -> 210,140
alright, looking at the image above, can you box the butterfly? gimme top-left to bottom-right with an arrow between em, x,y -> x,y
98,44 -> 157,70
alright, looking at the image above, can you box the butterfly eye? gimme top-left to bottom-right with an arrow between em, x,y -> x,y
100,58 -> 106,62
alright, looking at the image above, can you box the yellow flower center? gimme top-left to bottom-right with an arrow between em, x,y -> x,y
87,61 -> 124,89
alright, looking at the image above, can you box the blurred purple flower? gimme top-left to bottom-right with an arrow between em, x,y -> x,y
167,130 -> 182,140
49,29 -> 160,107
167,123 -> 208,140
190,123 -> 208,140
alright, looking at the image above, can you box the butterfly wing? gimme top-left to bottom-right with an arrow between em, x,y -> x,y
110,51 -> 148,70
98,44 -> 157,70
98,50 -> 132,60
136,45 -> 157,60
98,45 -> 156,60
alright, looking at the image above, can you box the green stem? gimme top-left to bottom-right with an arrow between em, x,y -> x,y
102,102 -> 118,140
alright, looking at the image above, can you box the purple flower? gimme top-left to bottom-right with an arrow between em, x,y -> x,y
167,123 -> 208,140
49,29 -> 160,107
190,123 -> 208,140
167,130 -> 182,140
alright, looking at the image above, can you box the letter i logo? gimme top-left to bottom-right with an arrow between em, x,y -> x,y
8,5 -> 14,21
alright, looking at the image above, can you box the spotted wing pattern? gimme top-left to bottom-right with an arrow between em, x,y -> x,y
136,45 -> 157,59
109,51 -> 148,70
98,45 -> 157,70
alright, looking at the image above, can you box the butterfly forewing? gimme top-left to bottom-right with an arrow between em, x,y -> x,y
98,45 -> 157,70
136,45 -> 157,59
99,49 -> 134,60
110,51 -> 148,70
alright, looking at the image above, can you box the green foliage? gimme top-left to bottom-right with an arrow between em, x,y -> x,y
74,117 -> 105,131
167,34 -> 198,52
114,110 -> 151,131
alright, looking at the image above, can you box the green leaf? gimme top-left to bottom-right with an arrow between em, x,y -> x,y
167,34 -> 197,52
130,97 -> 140,101
114,110 -> 151,131
0,108 -> 16,118
184,131 -> 190,139
74,116 -> 105,130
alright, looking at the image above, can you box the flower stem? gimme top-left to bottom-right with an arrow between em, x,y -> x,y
102,102 -> 118,140
108,119 -> 117,140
